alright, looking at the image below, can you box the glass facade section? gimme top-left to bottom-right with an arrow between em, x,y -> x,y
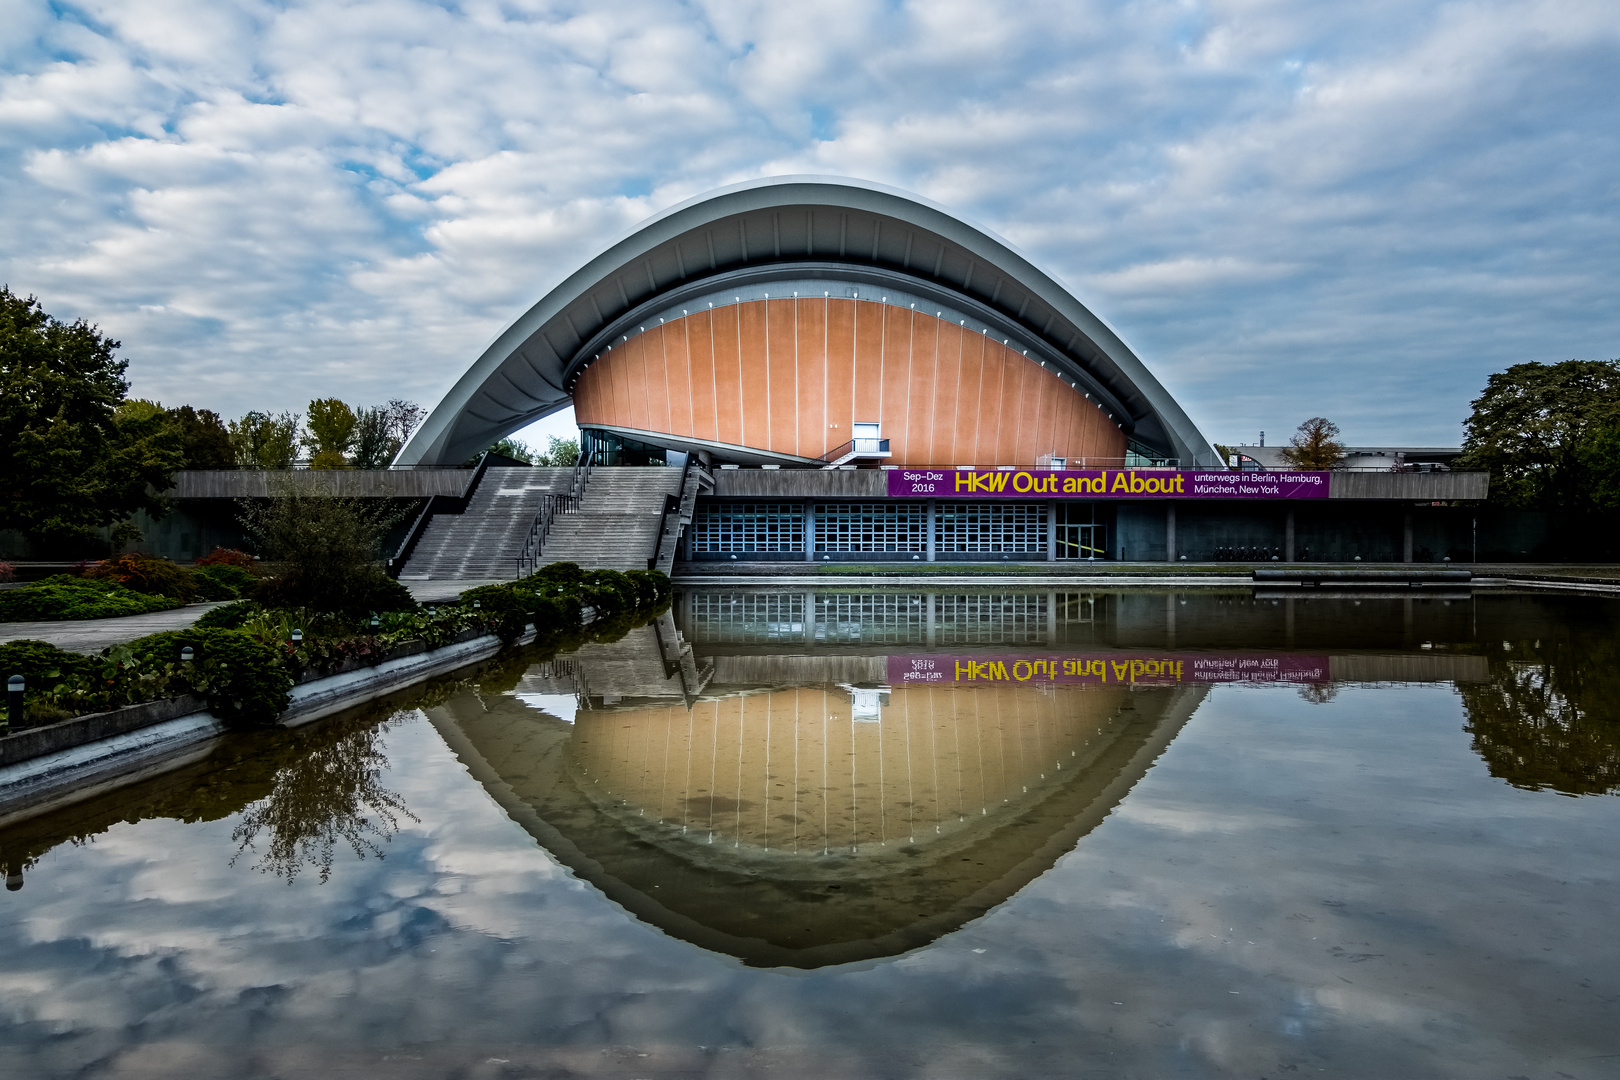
935,502 -> 1047,553
812,593 -> 928,644
686,592 -> 806,642
814,502 -> 928,553
691,502 -> 804,553
934,593 -> 1049,646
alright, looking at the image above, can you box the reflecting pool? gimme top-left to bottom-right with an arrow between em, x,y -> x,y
3,589 -> 1620,1078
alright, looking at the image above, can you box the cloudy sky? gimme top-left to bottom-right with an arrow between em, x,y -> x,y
3,0 -> 1617,448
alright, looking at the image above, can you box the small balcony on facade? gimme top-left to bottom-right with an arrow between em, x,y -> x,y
819,423 -> 891,469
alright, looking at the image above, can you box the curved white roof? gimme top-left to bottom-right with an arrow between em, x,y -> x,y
398,175 -> 1218,467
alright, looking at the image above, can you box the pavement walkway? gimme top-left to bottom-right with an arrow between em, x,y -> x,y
0,603 -> 229,655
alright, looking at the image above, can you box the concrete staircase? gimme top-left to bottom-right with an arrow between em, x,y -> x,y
398,467 -> 571,580
535,467 -> 685,573
398,465 -> 684,581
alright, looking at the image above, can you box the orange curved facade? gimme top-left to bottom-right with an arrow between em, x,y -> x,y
572,298 -> 1126,466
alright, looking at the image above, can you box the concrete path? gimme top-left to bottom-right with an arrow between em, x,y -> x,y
0,603 -> 229,655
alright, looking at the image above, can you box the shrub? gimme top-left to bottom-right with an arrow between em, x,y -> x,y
195,547 -> 259,572
120,628 -> 292,725
0,576 -> 182,621
241,479 -> 409,615
622,569 -> 671,608
195,599 -> 262,630
194,563 -> 258,601
0,639 -> 93,699
84,553 -> 197,601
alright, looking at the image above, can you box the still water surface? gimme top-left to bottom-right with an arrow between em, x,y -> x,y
3,589 -> 1619,1078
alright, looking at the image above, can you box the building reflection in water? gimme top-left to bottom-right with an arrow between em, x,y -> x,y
426,588 -> 1538,968
6,587 -> 1613,950
434,660 -> 1203,969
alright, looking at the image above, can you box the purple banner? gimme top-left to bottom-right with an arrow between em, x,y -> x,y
886,468 -> 1329,499
887,653 -> 1331,686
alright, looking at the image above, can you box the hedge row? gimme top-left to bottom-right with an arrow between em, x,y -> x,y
1,563 -> 671,729
0,551 -> 266,622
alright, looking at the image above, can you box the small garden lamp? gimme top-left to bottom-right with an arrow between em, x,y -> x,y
370,614 -> 380,630
473,600 -> 481,610
5,674 -> 22,733
291,628 -> 303,643
180,646 -> 194,663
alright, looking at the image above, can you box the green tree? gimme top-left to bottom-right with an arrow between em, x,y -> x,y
486,437 -> 537,464
304,398 -> 357,468
1278,417 -> 1346,469
0,288 -> 182,549
166,405 -> 234,468
230,411 -> 300,468
350,399 -> 424,468
541,435 -> 580,467
239,477 -> 410,614
1457,360 -> 1620,511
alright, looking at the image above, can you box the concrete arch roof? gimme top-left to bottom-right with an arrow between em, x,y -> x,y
397,175 -> 1218,467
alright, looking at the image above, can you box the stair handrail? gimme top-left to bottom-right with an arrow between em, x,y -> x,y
568,446 -> 596,502
386,452 -> 497,578
515,492 -> 579,577
650,453 -> 698,574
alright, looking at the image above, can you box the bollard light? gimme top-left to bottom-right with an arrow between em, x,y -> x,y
291,628 -> 303,643
180,646 -> 194,662
370,614 -> 380,630
428,606 -> 437,616
473,600 -> 481,610
6,674 -> 23,734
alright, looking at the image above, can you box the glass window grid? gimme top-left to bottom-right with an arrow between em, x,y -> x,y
814,502 -> 927,552
691,502 -> 804,552
936,502 -> 1048,553
933,593 -> 1050,645
686,592 -> 806,643
813,593 -> 928,644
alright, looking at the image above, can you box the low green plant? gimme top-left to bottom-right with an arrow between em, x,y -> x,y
194,563 -> 258,601
0,640 -> 95,723
194,599 -> 263,630
118,628 -> 293,725
0,576 -> 182,621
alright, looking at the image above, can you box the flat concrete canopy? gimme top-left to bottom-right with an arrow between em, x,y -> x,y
399,175 -> 1219,468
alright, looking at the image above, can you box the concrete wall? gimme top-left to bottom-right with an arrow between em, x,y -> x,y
170,469 -> 474,499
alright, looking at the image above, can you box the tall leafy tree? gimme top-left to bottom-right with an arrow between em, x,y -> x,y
304,398 -> 358,468
0,287 -> 181,548
350,399 -> 424,467
166,405 -> 234,468
1278,417 -> 1346,469
229,411 -> 300,468
1457,360 -> 1620,511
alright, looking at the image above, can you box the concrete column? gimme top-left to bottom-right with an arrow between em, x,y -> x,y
804,499 -> 815,562
1165,502 -> 1177,563
1285,508 -> 1296,563
1166,592 -> 1177,649
926,499 -> 937,563
1047,591 -> 1057,646
1047,501 -> 1056,562
1403,510 -> 1413,563
805,591 -> 816,644
925,592 -> 936,648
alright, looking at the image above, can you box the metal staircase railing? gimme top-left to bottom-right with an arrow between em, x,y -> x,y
514,492 -> 579,577
649,455 -> 705,574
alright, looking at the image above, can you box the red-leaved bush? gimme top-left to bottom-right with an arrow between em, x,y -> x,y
195,547 -> 259,572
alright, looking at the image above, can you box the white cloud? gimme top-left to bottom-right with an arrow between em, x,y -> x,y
1,0 -> 1617,444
